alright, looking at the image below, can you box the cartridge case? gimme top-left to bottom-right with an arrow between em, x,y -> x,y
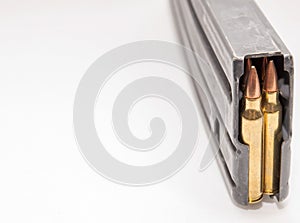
262,91 -> 282,194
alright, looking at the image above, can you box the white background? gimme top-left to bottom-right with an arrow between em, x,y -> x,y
0,0 -> 299,222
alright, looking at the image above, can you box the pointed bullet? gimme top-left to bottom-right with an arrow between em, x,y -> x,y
261,57 -> 268,81
242,58 -> 252,89
245,66 -> 261,99
263,60 -> 278,92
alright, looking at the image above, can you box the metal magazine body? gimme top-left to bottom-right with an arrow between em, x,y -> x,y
172,0 -> 293,206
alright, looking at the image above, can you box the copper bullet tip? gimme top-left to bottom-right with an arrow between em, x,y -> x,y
245,66 -> 261,99
245,58 -> 252,77
262,57 -> 268,81
263,60 -> 278,92
242,58 -> 252,89
246,58 -> 252,72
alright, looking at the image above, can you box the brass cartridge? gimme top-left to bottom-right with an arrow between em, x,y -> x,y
262,60 -> 282,195
241,66 -> 263,203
